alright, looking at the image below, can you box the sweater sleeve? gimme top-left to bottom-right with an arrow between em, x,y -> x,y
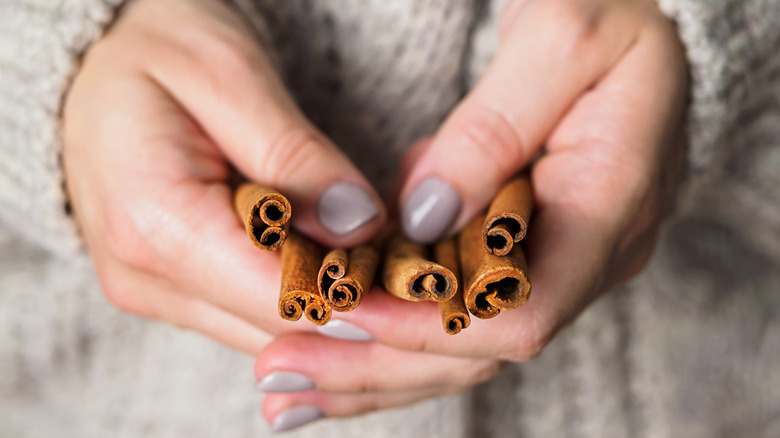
0,1 -> 126,259
656,0 -> 780,174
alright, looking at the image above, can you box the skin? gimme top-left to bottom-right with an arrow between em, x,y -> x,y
63,0 -> 385,354
63,0 -> 687,428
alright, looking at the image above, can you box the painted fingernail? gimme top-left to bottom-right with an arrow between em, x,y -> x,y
256,371 -> 315,393
316,320 -> 374,341
402,177 -> 461,244
317,182 -> 379,235
270,405 -> 324,432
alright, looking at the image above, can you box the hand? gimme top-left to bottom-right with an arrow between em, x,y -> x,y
63,0 -> 385,354
254,0 -> 687,428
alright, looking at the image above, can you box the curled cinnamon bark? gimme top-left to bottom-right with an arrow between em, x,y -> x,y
318,243 -> 380,312
434,238 -> 470,335
382,231 -> 457,302
234,183 -> 292,251
279,231 -> 332,325
460,213 -> 531,319
483,174 -> 533,256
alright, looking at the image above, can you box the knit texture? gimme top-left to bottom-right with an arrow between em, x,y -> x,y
0,0 -> 124,259
1,1 -> 779,437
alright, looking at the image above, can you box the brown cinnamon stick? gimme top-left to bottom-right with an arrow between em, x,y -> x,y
434,238 -> 470,335
382,231 -> 457,302
460,213 -> 531,319
318,243 -> 380,312
279,231 -> 332,325
234,183 -> 292,251
483,174 -> 533,256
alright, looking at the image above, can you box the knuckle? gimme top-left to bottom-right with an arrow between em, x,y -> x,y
462,360 -> 505,385
543,0 -> 607,60
102,209 -> 159,273
355,368 -> 377,393
192,29 -> 267,103
454,102 -> 527,176
99,272 -> 144,315
503,317 -> 555,362
409,332 -> 434,354
262,129 -> 324,186
521,330 -> 554,360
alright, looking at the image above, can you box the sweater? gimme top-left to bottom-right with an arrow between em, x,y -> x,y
1,1 -> 779,437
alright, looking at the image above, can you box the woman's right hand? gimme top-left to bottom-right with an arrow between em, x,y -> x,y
63,0 -> 385,354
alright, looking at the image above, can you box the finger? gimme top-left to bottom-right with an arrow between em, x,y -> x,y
254,333 -> 503,393
65,63 -> 316,335
262,386 -> 465,431
94,256 -> 273,355
323,291 -> 545,361
333,17 -> 687,361
398,0 -> 646,243
386,137 -> 434,217
333,198 -> 619,361
122,0 -> 385,246
116,182 -> 319,335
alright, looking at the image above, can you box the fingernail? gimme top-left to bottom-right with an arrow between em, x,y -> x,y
256,371 -> 315,393
316,320 -> 374,341
402,177 -> 461,244
270,405 -> 324,432
317,182 -> 379,235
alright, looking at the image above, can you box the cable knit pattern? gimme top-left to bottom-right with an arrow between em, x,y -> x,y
0,0 -> 125,259
254,0 -> 477,193
1,1 -> 779,437
656,0 -> 780,174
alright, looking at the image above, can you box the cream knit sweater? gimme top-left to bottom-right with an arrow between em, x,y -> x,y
1,1 -> 779,437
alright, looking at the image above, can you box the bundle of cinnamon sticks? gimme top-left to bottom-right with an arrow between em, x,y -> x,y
233,174 -> 533,334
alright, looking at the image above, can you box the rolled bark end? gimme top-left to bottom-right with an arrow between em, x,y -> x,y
278,293 -> 332,325
412,271 -> 457,302
259,198 -> 291,226
258,227 -> 286,251
482,174 -> 532,255
469,267 -> 530,319
318,246 -> 378,312
304,299 -> 332,325
234,183 -> 292,251
484,219 -> 521,256
329,282 -> 357,309
279,295 -> 306,321
461,213 -> 531,320
444,314 -> 470,335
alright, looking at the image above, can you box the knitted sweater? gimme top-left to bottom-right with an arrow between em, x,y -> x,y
1,1 -> 779,437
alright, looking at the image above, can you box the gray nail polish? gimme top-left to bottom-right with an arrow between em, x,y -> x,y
271,405 -> 324,432
256,371 -> 315,393
316,320 -> 374,341
317,182 -> 379,235
402,177 -> 461,244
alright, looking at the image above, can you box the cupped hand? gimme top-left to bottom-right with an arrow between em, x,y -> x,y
63,0 -> 385,354
255,0 -> 687,427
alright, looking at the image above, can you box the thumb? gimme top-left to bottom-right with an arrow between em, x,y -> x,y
398,0 -> 640,243
145,20 -> 384,247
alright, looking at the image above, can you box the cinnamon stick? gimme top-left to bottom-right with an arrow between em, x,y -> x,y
318,243 -> 380,312
279,231 -> 332,325
460,213 -> 531,319
434,238 -> 470,335
234,183 -> 292,251
483,174 -> 533,256
382,231 -> 457,302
